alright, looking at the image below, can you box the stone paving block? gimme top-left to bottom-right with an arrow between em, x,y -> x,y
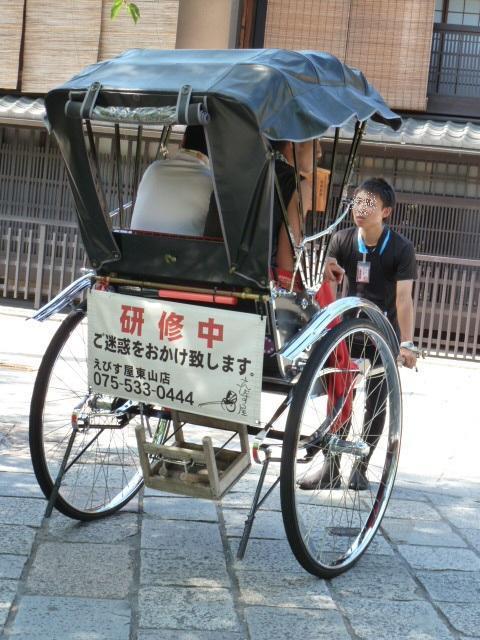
143,496 -> 218,522
383,499 -> 441,521
3,423 -> 30,447
0,472 -> 42,498
430,482 -> 480,502
339,596 -> 455,640
438,504 -> 480,530
0,555 -> 27,580
222,507 -> 286,539
0,497 -> 45,526
143,486 -> 189,498
426,493 -> 476,508
364,533 -> 395,557
138,585 -> 241,632
438,602 -> 480,637
140,548 -> 230,588
230,538 -> 304,574
398,544 -> 480,571
417,570 -> 480,603
219,490 -> 262,509
0,579 -> 17,629
381,518 -> 467,547
221,487 -> 281,511
120,494 -> 141,514
245,606 -> 350,640
354,553 -> 406,572
389,485 -> 429,502
232,532 -> 394,575
0,425 -> 13,444
8,595 -> 130,639
462,527 -> 480,553
330,558 -> 422,601
141,519 -> 223,555
0,524 -> 36,555
229,471 -> 279,494
138,631 -> 246,640
237,570 -> 335,608
26,542 -> 133,598
0,453 -> 35,475
45,511 -> 139,544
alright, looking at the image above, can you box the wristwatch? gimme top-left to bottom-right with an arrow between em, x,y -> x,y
400,341 -> 418,353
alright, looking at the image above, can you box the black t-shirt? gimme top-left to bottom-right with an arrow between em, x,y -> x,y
327,226 -> 417,334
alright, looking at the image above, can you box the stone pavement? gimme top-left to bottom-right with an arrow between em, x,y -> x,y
0,303 -> 479,640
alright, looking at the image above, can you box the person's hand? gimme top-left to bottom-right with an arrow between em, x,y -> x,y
323,259 -> 345,284
399,346 -> 417,369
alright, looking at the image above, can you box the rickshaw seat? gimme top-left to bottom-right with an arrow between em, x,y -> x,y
101,229 -> 262,291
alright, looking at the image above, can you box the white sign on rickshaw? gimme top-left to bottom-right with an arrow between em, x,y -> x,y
87,289 -> 266,425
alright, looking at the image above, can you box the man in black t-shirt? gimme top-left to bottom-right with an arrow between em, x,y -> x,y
327,178 -> 417,358
300,178 -> 418,491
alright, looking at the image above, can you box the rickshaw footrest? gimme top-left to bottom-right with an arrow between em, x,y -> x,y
135,414 -> 251,500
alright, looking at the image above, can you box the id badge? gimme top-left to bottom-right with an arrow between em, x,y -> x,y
356,260 -> 370,284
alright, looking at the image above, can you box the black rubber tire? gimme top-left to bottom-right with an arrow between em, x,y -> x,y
29,304 -> 144,521
280,317 -> 402,578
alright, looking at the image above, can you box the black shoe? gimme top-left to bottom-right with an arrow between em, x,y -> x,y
348,461 -> 369,491
299,455 -> 341,490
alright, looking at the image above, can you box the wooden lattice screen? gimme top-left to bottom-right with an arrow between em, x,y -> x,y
0,0 -> 25,90
264,0 -> 436,111
98,0 -> 179,61
345,0 -> 435,111
12,0 -> 180,93
21,0 -> 102,93
264,0 -> 351,59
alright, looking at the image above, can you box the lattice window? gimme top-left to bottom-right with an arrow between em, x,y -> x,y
447,0 -> 480,26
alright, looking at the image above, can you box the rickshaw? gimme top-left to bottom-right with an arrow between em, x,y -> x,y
29,48 -> 403,578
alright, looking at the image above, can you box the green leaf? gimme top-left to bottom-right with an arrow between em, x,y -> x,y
110,0 -> 123,20
127,2 -> 141,24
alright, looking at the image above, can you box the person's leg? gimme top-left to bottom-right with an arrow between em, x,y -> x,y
349,344 -> 388,490
363,372 -> 388,451
299,331 -> 388,492
299,397 -> 350,490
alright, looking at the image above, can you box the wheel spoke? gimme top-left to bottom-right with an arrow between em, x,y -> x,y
280,318 -> 401,577
29,306 -> 145,520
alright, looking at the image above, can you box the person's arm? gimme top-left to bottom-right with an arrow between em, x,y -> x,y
323,257 -> 345,284
321,258 -> 343,299
395,241 -> 418,368
322,232 -> 345,298
396,279 -> 417,368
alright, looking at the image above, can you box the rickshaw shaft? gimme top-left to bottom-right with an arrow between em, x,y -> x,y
94,276 -> 270,303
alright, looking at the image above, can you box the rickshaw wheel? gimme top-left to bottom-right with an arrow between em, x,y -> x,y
29,304 -> 148,521
280,318 -> 402,578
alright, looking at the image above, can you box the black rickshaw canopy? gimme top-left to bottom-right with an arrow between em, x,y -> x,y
45,48 -> 401,287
